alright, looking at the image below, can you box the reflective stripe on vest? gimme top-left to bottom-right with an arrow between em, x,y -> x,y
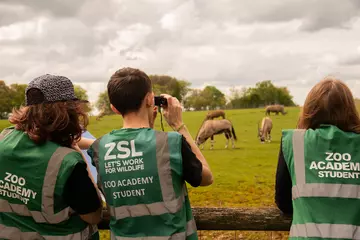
110,219 -> 197,240
93,131 -> 198,239
290,223 -> 360,239
0,147 -> 75,224
291,129 -> 360,199
292,183 -> 360,199
0,129 -> 14,141
106,131 -> 187,219
0,223 -> 94,240
290,129 -> 360,238
91,139 -> 104,192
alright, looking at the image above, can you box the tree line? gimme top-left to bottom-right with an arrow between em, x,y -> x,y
95,76 -> 296,114
0,76 -> 296,118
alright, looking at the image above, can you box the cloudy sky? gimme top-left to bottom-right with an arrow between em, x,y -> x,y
1,0 -> 360,109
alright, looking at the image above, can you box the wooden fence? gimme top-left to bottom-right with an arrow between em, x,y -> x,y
98,207 -> 292,231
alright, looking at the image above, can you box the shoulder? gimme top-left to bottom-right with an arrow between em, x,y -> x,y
166,131 -> 182,139
1,126 -> 15,133
0,126 -> 18,139
281,129 -> 294,138
281,129 -> 307,142
88,134 -> 108,152
54,147 -> 86,179
153,130 -> 182,141
58,147 -> 83,164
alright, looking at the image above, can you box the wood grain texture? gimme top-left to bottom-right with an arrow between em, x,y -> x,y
97,207 -> 292,231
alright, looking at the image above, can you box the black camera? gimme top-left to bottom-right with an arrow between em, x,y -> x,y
154,96 -> 167,107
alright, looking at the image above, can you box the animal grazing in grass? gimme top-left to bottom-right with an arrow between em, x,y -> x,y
265,104 -> 287,115
206,109 -> 226,120
258,117 -> 273,143
203,110 -> 226,143
96,109 -> 106,121
195,119 -> 237,150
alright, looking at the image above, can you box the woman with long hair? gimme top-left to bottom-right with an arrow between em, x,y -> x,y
0,74 -> 102,239
275,77 -> 360,239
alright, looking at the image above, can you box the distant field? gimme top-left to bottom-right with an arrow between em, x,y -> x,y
1,104 -> 359,239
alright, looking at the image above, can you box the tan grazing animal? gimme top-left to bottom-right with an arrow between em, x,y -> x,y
265,104 -> 287,115
258,117 -> 273,143
195,119 -> 237,150
96,109 -> 106,121
206,110 -> 226,120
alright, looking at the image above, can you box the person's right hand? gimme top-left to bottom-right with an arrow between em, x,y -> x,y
160,94 -> 184,131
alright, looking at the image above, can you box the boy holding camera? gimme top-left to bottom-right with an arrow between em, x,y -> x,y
87,67 -> 213,239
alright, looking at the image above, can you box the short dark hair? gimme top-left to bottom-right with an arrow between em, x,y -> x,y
107,67 -> 152,115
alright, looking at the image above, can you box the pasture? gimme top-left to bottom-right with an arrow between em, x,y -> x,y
0,104 -> 359,239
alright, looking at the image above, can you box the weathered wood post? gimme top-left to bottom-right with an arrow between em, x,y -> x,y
97,207 -> 292,231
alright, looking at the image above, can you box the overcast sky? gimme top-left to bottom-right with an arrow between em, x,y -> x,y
1,0 -> 360,108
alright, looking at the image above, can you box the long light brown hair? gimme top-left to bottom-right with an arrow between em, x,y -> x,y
297,77 -> 360,133
9,101 -> 89,147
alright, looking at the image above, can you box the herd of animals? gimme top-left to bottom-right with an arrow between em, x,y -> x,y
95,104 -> 287,150
193,104 -> 287,150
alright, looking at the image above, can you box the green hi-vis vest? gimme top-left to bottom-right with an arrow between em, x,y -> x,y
88,128 -> 198,240
0,127 -> 99,240
282,124 -> 360,240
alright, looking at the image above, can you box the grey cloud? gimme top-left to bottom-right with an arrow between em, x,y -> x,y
1,0 -> 87,18
193,0 -> 360,32
340,55 -> 360,66
0,3 -> 36,27
2,0 -> 360,106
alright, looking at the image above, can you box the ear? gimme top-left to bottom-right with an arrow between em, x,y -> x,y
145,92 -> 154,108
110,104 -> 120,114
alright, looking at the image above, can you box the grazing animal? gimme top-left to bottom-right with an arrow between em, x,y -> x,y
204,110 -> 226,143
265,104 -> 287,115
258,117 -> 273,143
206,110 -> 226,120
96,109 -> 106,121
195,119 -> 237,150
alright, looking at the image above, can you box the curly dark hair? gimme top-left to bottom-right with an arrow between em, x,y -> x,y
9,100 -> 89,147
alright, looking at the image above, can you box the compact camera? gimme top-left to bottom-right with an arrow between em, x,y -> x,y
154,96 -> 168,107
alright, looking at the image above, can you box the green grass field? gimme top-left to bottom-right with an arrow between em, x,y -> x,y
0,104 -> 359,239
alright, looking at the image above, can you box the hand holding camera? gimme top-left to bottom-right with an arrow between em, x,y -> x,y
154,96 -> 168,108
157,94 -> 184,131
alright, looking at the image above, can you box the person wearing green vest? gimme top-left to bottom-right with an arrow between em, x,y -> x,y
0,74 -> 103,239
87,67 -> 214,239
275,77 -> 360,239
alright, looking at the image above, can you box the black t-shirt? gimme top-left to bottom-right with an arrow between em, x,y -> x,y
274,138 -> 293,216
63,135 -> 203,214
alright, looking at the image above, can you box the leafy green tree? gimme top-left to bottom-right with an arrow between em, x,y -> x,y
149,75 -> 191,101
201,86 -> 226,110
95,91 -> 113,116
73,85 -> 92,112
9,84 -> 27,109
183,86 -> 226,110
74,85 -> 89,101
228,80 -> 296,109
0,81 -> 12,119
184,89 -> 207,110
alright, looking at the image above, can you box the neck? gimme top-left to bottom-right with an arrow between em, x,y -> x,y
122,110 -> 150,129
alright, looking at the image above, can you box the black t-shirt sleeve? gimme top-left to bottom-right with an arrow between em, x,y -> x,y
63,162 -> 101,215
181,136 -> 203,187
275,139 -> 293,216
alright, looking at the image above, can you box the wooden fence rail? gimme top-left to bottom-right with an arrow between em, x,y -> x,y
97,207 -> 292,231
